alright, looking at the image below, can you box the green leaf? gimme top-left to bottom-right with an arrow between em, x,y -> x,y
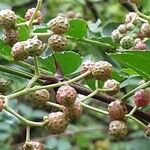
66,19 -> 87,39
110,51 -> 150,78
0,40 -> 13,61
39,51 -> 82,75
102,22 -> 120,37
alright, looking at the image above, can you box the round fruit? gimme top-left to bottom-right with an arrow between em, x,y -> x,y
111,29 -> 122,42
48,34 -> 67,51
47,15 -> 69,34
108,99 -> 128,120
11,42 -> 28,60
145,123 -> 150,137
92,61 -> 112,80
120,35 -> 134,49
134,89 -> 150,107
46,111 -> 69,134
103,79 -> 120,96
56,85 -> 77,107
109,120 -> 128,138
0,9 -> 16,29
23,141 -> 44,150
125,12 -> 137,23
141,23 -> 150,37
3,28 -> 18,46
134,41 -> 148,50
117,24 -> 127,34
29,89 -> 50,107
24,37 -> 43,57
63,100 -> 83,120
0,95 -> 4,112
0,77 -> 10,94
25,8 -> 42,23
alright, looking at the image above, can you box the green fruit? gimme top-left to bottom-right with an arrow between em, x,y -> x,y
120,36 -> 134,49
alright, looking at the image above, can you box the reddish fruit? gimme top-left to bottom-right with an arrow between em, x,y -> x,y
23,141 -> 44,150
29,89 -> 50,107
141,23 -> 150,37
103,79 -> 120,96
0,95 -> 4,112
48,34 -> 67,51
46,111 -> 69,134
108,99 -> 128,120
109,120 -> 128,138
92,61 -> 112,80
11,42 -> 28,60
56,85 -> 77,107
134,41 -> 148,50
63,100 -> 83,120
125,12 -> 137,23
25,8 -> 42,23
134,89 -> 150,107
47,15 -> 69,34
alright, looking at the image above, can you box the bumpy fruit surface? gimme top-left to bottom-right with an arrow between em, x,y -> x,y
80,60 -> 94,77
103,79 -> 120,96
0,95 -> 4,112
48,34 -> 67,51
125,12 -> 137,23
3,28 -> 18,46
117,24 -> 127,34
134,41 -> 148,50
108,99 -> 127,120
23,141 -> 44,150
25,8 -> 42,23
48,15 -> 69,34
0,77 -> 10,94
109,120 -> 128,138
141,23 -> 150,37
92,61 -> 112,80
63,100 -> 83,120
134,89 -> 150,107
120,35 -> 134,49
56,85 -> 77,106
24,37 -> 43,57
111,29 -> 122,42
46,111 -> 69,134
29,89 -> 50,107
11,42 -> 28,60
0,9 -> 16,29
145,123 -> 150,137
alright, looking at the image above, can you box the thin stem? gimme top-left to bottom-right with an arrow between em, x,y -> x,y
81,102 -> 108,115
46,102 -> 63,109
127,106 -> 138,117
95,80 -> 99,89
34,56 -> 40,76
32,32 -> 52,37
26,75 -> 39,88
4,105 -> 45,127
26,126 -> 31,142
6,71 -> 91,100
121,80 -> 150,101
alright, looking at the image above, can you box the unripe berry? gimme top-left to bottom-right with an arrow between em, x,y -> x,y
109,120 -> 128,138
29,89 -> 50,107
118,24 -> 127,34
80,60 -> 94,76
120,35 -> 134,49
0,9 -> 16,29
126,23 -> 135,31
63,100 -> 83,120
23,141 -> 44,150
134,41 -> 148,50
24,37 -> 43,57
0,78 -> 10,94
145,123 -> 150,137
134,89 -> 150,107
11,42 -> 28,60
92,61 -> 112,80
56,85 -> 77,107
47,15 -> 69,34
48,34 -> 67,51
103,79 -> 120,95
111,29 -> 122,42
46,111 -> 69,134
0,95 -> 4,112
108,99 -> 127,120
25,8 -> 42,23
141,23 -> 150,37
125,12 -> 137,23
3,28 -> 18,46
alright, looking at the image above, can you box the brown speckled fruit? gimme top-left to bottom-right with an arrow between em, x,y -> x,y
63,100 -> 83,120
103,79 -> 120,96
92,61 -> 112,80
47,15 -> 69,34
109,120 -> 128,138
108,99 -> 127,120
0,95 -> 4,112
29,89 -> 50,107
46,111 -> 69,134
56,85 -> 77,107
48,34 -> 67,51
0,77 -> 10,94
23,141 -> 44,150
